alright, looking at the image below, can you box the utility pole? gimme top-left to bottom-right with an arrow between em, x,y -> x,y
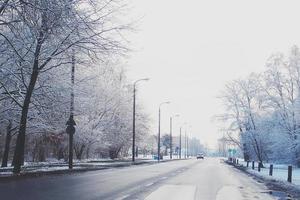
186,126 -> 192,158
132,78 -> 149,162
132,85 -> 136,162
187,135 -> 189,158
184,129 -> 187,159
66,49 -> 76,169
170,117 -> 172,159
158,107 -> 161,161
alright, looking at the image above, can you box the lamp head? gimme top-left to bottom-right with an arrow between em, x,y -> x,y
159,101 -> 170,109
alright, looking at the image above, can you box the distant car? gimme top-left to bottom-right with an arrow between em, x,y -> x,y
196,154 -> 204,159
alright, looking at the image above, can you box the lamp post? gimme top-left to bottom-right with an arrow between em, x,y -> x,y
187,134 -> 189,158
181,122 -> 188,159
186,125 -> 192,158
170,114 -> 179,159
66,49 -> 76,169
158,101 -> 170,162
185,128 -> 187,159
132,78 -> 149,162
179,127 -> 182,159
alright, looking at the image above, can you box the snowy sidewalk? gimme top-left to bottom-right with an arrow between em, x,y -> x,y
0,158 -> 182,178
237,160 -> 300,185
226,159 -> 300,199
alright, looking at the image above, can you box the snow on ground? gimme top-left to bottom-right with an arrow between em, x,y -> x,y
216,185 -> 244,200
237,159 -> 300,186
0,156 -> 181,177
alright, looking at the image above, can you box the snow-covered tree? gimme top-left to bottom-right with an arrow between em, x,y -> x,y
0,0 -> 152,171
219,45 -> 300,166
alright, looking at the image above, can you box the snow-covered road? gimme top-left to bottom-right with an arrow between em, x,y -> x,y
0,158 -> 275,200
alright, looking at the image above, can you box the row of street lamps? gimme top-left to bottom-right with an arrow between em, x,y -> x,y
66,65 -> 189,169
66,67 -> 190,168
132,78 -> 191,162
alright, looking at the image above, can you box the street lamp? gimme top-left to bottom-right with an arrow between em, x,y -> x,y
185,125 -> 192,158
182,123 -> 190,159
179,126 -> 182,159
132,78 -> 149,162
169,114 -> 179,159
187,133 -> 189,158
179,122 -> 187,159
158,101 -> 170,162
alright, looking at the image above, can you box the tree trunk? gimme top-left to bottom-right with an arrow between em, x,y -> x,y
58,148 -> 64,160
1,121 -> 12,167
75,144 -> 85,160
12,28 -> 44,173
108,147 -> 120,159
31,141 -> 39,162
86,147 -> 90,159
37,144 -> 46,162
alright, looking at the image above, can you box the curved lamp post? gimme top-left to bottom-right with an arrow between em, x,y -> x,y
186,125 -> 192,158
132,78 -> 149,162
180,122 -> 187,159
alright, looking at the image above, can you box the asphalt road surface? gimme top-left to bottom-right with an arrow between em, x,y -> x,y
0,158 -> 275,200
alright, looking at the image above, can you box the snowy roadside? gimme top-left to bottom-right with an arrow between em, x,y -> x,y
0,158 -> 182,179
224,159 -> 300,199
238,160 -> 300,185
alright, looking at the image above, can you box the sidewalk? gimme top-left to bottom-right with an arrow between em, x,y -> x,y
0,157 -> 183,179
224,159 -> 300,199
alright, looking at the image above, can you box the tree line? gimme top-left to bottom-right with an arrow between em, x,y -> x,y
0,0 -> 150,173
219,45 -> 300,166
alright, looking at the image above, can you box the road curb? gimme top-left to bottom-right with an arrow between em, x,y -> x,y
0,158 -> 185,181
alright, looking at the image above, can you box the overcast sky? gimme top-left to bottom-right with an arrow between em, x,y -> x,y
125,0 -> 300,149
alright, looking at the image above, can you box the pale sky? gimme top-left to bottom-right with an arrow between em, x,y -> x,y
125,0 -> 300,149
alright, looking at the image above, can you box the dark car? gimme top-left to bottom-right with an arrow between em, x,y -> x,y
196,154 -> 204,159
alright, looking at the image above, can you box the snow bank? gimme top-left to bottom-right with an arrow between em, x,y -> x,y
238,159 -> 300,185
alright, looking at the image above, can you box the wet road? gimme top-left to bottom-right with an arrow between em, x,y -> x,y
0,158 -> 275,200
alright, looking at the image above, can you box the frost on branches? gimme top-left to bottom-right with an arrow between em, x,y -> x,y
0,0 -> 150,171
219,45 -> 300,166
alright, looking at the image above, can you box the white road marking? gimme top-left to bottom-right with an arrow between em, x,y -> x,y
145,182 -> 154,187
145,184 -> 196,200
160,176 -> 167,180
115,194 -> 130,200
